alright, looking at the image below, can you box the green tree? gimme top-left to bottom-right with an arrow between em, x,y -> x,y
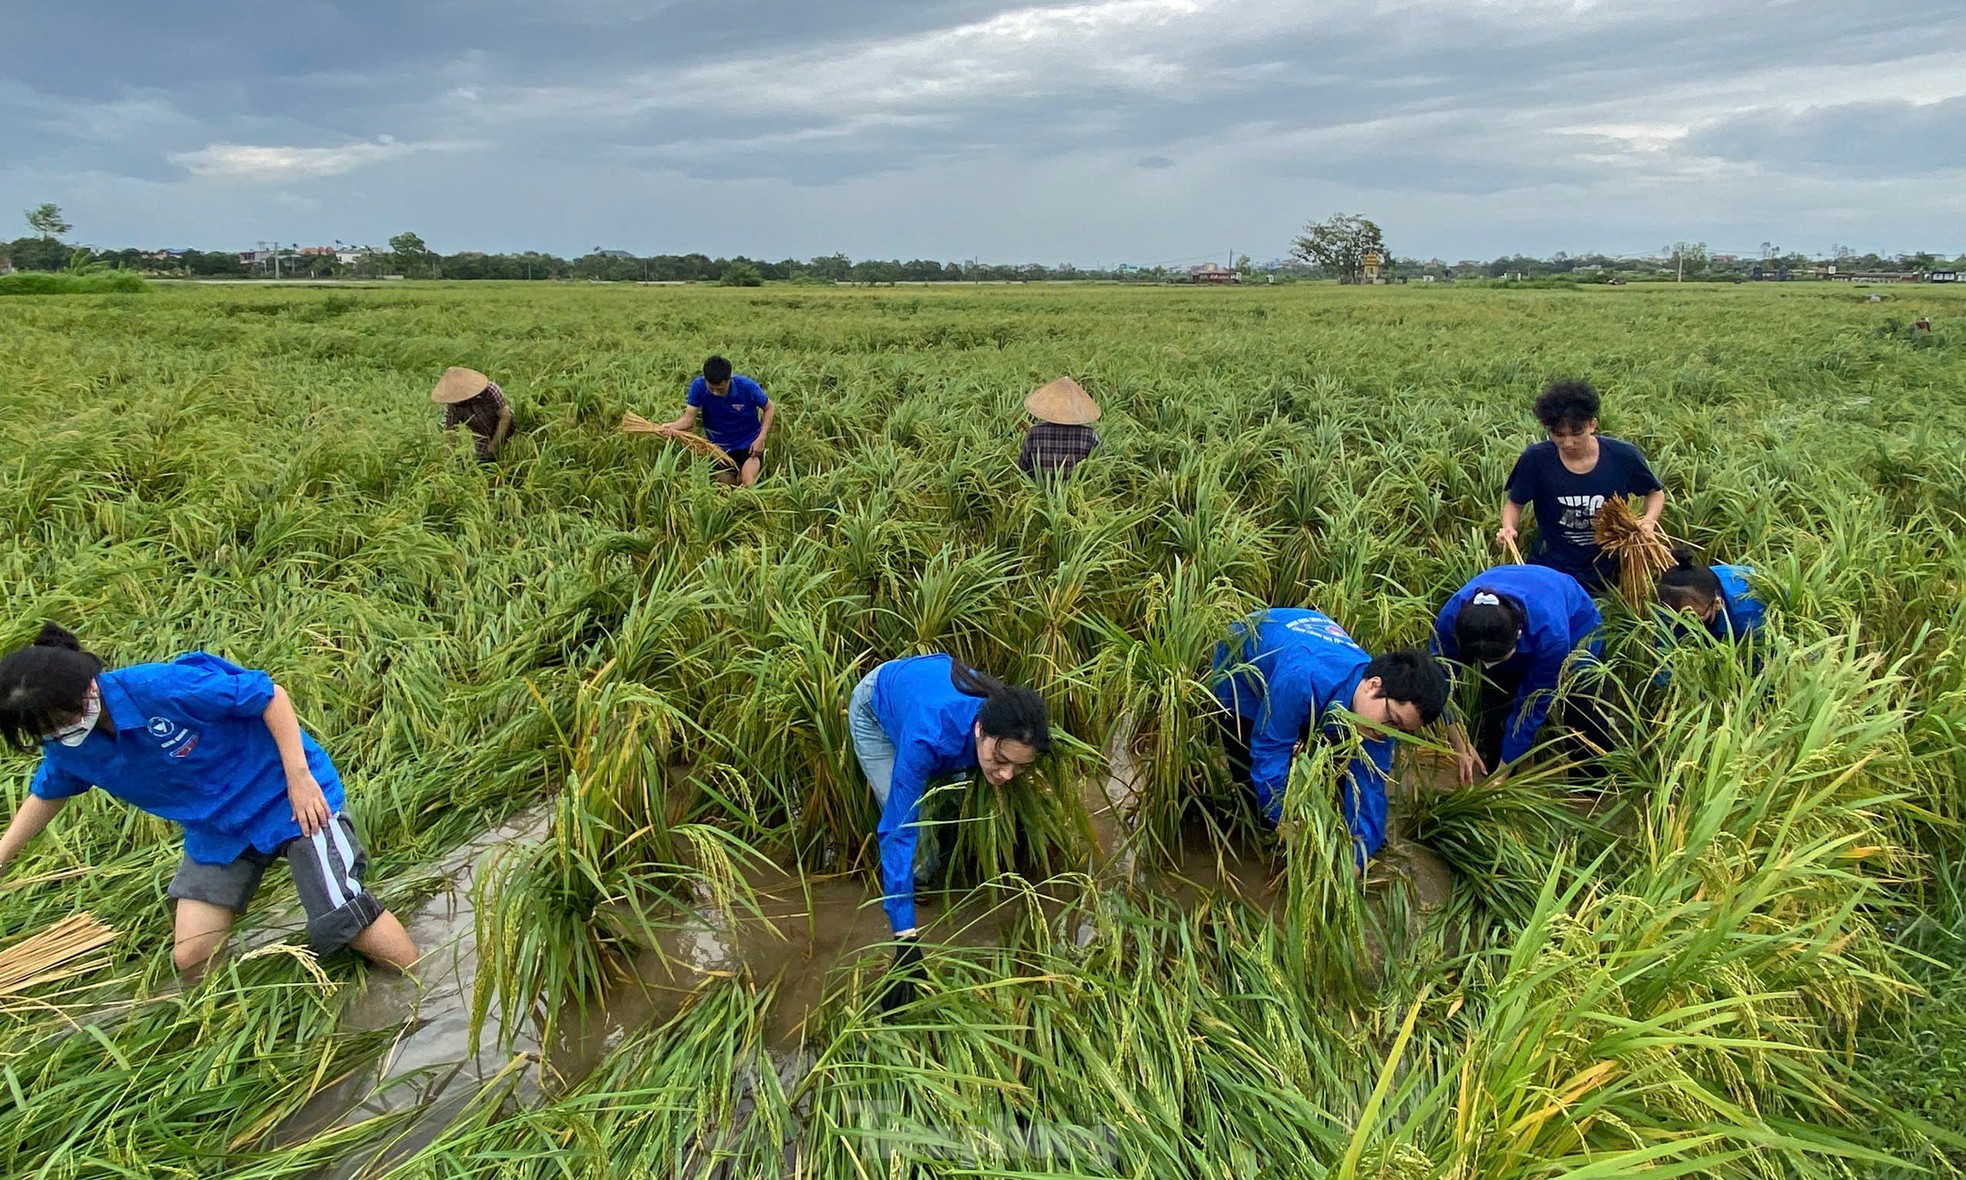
388,231 -> 431,277
1291,213 -> 1387,284
24,203 -> 71,240
720,261 -> 763,287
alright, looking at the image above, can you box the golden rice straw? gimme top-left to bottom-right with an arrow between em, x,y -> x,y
1501,534 -> 1525,565
0,912 -> 118,999
619,413 -> 734,466
1593,495 -> 1676,608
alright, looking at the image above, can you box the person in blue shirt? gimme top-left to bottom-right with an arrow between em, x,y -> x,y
1211,609 -> 1451,863
848,654 -> 1050,1010
658,354 -> 775,487
1497,379 -> 1666,593
1657,548 -> 1766,641
0,623 -> 418,979
1433,565 -> 1608,780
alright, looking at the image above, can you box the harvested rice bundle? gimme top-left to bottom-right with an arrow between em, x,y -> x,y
620,413 -> 734,466
1594,494 -> 1675,607
0,913 -> 117,1005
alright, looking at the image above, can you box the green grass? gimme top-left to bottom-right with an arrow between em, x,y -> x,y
2,280 -> 1962,1176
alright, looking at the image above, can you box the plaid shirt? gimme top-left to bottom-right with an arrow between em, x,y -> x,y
1018,422 -> 1101,479
442,383 -> 509,459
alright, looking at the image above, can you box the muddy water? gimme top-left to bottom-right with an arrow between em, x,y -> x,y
548,865 -> 1062,1075
275,804 -> 553,1171
287,746 -> 1472,1172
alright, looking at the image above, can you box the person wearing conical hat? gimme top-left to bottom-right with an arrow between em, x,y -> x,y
1017,377 -> 1102,481
431,367 -> 513,462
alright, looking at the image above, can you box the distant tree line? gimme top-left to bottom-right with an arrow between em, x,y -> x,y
8,204 -> 1962,285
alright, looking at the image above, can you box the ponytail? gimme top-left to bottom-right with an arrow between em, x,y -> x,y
950,662 -> 1052,754
1657,546 -> 1723,608
0,623 -> 105,751
1454,591 -> 1524,664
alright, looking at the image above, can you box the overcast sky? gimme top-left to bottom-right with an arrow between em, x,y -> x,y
3,1 -> 1962,264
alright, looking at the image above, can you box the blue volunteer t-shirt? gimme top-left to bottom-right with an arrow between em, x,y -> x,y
685,374 -> 769,451
1505,437 -> 1663,588
1209,608 -> 1396,859
1709,565 -> 1766,640
870,654 -> 986,933
1433,565 -> 1603,764
28,653 -> 345,864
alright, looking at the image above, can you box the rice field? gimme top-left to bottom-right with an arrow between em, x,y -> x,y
2,280 -> 1964,1178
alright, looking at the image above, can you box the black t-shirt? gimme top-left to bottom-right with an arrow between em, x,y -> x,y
1505,436 -> 1663,583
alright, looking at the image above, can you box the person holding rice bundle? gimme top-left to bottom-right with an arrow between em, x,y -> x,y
658,354 -> 774,488
1497,379 -> 1665,594
0,624 -> 418,978
847,654 -> 1050,1009
1210,608 -> 1451,864
1433,565 -> 1607,782
431,366 -> 513,462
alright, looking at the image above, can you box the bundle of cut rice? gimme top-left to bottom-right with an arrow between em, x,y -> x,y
0,913 -> 117,1004
620,413 -> 734,466
1594,495 -> 1676,607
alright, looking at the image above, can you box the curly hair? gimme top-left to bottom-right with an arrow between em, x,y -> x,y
1532,379 -> 1600,433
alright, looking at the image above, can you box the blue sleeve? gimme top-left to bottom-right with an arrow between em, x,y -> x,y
1504,633 -> 1568,765
876,742 -> 933,931
1732,593 -> 1766,636
685,378 -> 706,408
1340,738 -> 1393,861
1431,601 -> 1459,660
1247,665 -> 1313,826
164,654 -> 277,723
749,380 -> 770,406
29,757 -> 93,800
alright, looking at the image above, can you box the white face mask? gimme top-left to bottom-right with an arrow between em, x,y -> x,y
48,689 -> 101,747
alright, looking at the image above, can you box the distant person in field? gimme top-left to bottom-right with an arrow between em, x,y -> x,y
1210,608 -> 1451,864
1432,565 -> 1607,782
659,355 -> 774,488
431,366 -> 513,462
1656,549 -> 1766,642
1652,548 -> 1768,687
848,654 -> 1050,1010
1017,376 -> 1102,481
1497,379 -> 1665,593
0,624 -> 418,979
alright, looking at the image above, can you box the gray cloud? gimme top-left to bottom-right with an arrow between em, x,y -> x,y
1,0 -> 1962,259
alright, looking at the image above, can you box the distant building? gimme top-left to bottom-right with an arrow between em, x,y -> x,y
1189,263 -> 1237,284
1928,270 -> 1959,283
336,246 -> 380,265
1827,271 -> 1923,283
0,255 -> 12,275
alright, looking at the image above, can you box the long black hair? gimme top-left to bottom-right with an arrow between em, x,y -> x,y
0,623 -> 105,751
1657,546 -> 1724,612
950,662 -> 1051,753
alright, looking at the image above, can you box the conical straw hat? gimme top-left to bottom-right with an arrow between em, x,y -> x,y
431,366 -> 492,404
1024,376 -> 1100,425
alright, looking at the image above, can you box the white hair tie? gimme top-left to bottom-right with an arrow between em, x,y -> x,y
1472,592 -> 1501,606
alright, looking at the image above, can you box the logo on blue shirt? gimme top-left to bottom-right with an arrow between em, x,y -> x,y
146,716 -> 200,757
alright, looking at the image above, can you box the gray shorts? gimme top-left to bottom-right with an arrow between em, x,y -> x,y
168,814 -> 384,956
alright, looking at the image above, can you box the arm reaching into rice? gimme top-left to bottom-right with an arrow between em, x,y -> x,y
0,794 -> 70,873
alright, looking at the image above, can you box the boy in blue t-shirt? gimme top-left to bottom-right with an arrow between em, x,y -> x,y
659,354 -> 775,487
1497,379 -> 1665,594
